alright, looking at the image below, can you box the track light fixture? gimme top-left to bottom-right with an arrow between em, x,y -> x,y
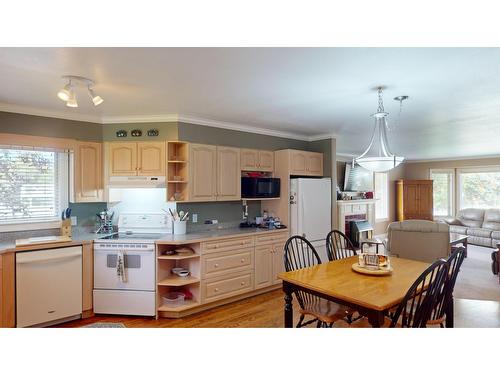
57,75 -> 104,108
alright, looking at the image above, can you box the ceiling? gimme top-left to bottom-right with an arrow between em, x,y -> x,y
1,47 -> 500,160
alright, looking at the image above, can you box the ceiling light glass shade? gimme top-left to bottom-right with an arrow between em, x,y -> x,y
88,88 -> 104,106
57,83 -> 71,101
66,90 -> 78,108
354,112 -> 404,172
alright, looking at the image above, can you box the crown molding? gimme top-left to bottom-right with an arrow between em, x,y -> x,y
0,103 -> 337,142
307,132 -> 337,141
101,114 -> 180,124
405,154 -> 500,163
0,103 -> 101,124
176,115 -> 311,141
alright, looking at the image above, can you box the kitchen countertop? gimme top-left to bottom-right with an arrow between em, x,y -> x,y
0,227 -> 289,254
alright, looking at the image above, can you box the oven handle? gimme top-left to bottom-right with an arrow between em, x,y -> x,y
93,248 -> 154,253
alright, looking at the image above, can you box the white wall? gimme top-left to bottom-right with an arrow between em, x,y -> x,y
107,188 -> 176,225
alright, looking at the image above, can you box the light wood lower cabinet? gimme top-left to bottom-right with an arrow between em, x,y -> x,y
202,270 -> 254,304
82,243 -> 93,312
254,234 -> 287,289
0,253 -> 16,327
202,247 -> 253,278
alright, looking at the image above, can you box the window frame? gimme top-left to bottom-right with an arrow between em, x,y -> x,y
0,148 -> 69,232
374,172 -> 389,222
429,168 -> 455,219
457,166 -> 500,211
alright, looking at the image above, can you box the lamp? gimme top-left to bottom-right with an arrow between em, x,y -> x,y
57,75 -> 104,108
88,87 -> 104,106
353,87 -> 407,172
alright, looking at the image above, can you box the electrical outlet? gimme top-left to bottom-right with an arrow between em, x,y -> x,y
192,213 -> 198,223
70,216 -> 77,226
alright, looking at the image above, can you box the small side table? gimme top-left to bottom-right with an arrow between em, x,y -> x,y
360,238 -> 386,254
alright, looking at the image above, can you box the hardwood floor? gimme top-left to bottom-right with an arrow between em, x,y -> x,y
56,290 -> 500,328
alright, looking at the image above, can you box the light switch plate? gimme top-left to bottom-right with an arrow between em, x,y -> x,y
70,216 -> 77,226
192,213 -> 198,223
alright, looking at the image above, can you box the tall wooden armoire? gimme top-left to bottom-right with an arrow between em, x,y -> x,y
396,180 -> 433,221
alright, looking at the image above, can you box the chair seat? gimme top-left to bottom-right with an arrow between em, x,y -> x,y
300,299 -> 350,324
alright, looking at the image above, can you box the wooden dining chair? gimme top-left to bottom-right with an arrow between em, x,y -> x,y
390,259 -> 449,328
325,230 -> 358,261
427,247 -> 466,327
284,235 -> 352,328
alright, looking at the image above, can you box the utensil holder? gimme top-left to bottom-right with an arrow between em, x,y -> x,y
60,218 -> 72,237
173,220 -> 187,235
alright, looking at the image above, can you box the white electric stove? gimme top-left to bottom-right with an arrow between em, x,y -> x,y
93,213 -> 169,316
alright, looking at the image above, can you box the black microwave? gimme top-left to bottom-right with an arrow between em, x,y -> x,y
241,177 -> 280,199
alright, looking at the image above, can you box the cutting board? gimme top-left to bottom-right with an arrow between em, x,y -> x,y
15,236 -> 72,247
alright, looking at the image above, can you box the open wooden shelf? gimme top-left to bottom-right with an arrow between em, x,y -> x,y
158,254 -> 200,261
158,276 -> 200,287
158,300 -> 199,312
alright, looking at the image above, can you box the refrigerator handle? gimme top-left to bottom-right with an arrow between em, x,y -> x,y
299,193 -> 306,238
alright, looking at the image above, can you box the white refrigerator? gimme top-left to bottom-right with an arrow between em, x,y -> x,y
290,178 -> 332,263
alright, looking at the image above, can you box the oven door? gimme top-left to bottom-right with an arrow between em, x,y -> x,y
94,247 -> 155,291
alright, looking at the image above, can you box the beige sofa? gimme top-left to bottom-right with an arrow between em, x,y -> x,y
442,208 -> 500,248
386,220 -> 450,263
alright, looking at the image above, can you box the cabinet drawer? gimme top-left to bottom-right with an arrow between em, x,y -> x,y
255,233 -> 288,246
202,271 -> 253,303
203,248 -> 254,278
202,236 -> 254,254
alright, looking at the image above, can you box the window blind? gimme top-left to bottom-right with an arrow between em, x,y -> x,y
0,148 -> 66,224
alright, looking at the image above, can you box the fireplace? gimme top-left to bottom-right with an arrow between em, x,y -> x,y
349,220 -> 374,248
336,199 -> 376,237
344,214 -> 366,239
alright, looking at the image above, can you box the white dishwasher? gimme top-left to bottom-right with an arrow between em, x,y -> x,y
16,246 -> 82,327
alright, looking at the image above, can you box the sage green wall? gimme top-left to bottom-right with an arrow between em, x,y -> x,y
102,122 -> 178,141
68,202 -> 108,227
309,138 -> 332,177
0,111 -> 102,141
177,122 -> 309,150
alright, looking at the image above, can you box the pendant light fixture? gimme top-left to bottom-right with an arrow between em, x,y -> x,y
353,87 -> 407,172
57,75 -> 104,107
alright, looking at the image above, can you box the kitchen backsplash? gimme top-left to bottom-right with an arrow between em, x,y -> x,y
177,201 -> 261,230
68,202 -> 108,227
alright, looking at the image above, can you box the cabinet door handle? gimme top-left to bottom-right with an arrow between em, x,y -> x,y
240,281 -> 245,286
214,263 -> 219,268
214,288 -> 219,292
240,258 -> 245,263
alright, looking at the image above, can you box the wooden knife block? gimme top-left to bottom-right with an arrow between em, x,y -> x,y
60,218 -> 72,237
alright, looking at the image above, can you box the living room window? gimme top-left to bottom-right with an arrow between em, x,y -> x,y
374,172 -> 388,221
430,169 -> 454,217
0,147 -> 68,231
458,167 -> 500,210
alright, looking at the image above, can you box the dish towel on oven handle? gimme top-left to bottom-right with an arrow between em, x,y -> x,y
116,251 -> 127,283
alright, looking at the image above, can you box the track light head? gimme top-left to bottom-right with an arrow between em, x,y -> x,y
57,83 -> 72,101
88,87 -> 104,106
66,89 -> 78,108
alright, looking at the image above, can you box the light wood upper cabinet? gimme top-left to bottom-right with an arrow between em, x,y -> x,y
307,153 -> 323,176
109,142 -> 137,176
190,144 -> 217,201
217,146 -> 241,201
258,150 -> 274,172
289,150 -> 323,176
241,149 -> 274,172
290,150 -> 307,175
73,141 -> 104,202
137,142 -> 165,176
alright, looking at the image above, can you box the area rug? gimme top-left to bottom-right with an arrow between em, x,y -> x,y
454,244 -> 500,302
81,322 -> 126,328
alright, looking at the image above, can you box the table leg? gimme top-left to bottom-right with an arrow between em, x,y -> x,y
445,296 -> 454,328
463,238 -> 468,258
367,310 -> 385,328
283,282 -> 294,328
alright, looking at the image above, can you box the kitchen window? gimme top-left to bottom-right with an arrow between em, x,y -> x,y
0,147 -> 68,230
374,172 -> 388,221
430,169 -> 454,217
458,167 -> 500,210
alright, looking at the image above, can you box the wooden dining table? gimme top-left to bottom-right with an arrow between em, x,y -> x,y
279,256 -> 454,328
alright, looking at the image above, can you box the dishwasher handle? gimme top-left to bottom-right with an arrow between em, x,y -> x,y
16,248 -> 82,264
